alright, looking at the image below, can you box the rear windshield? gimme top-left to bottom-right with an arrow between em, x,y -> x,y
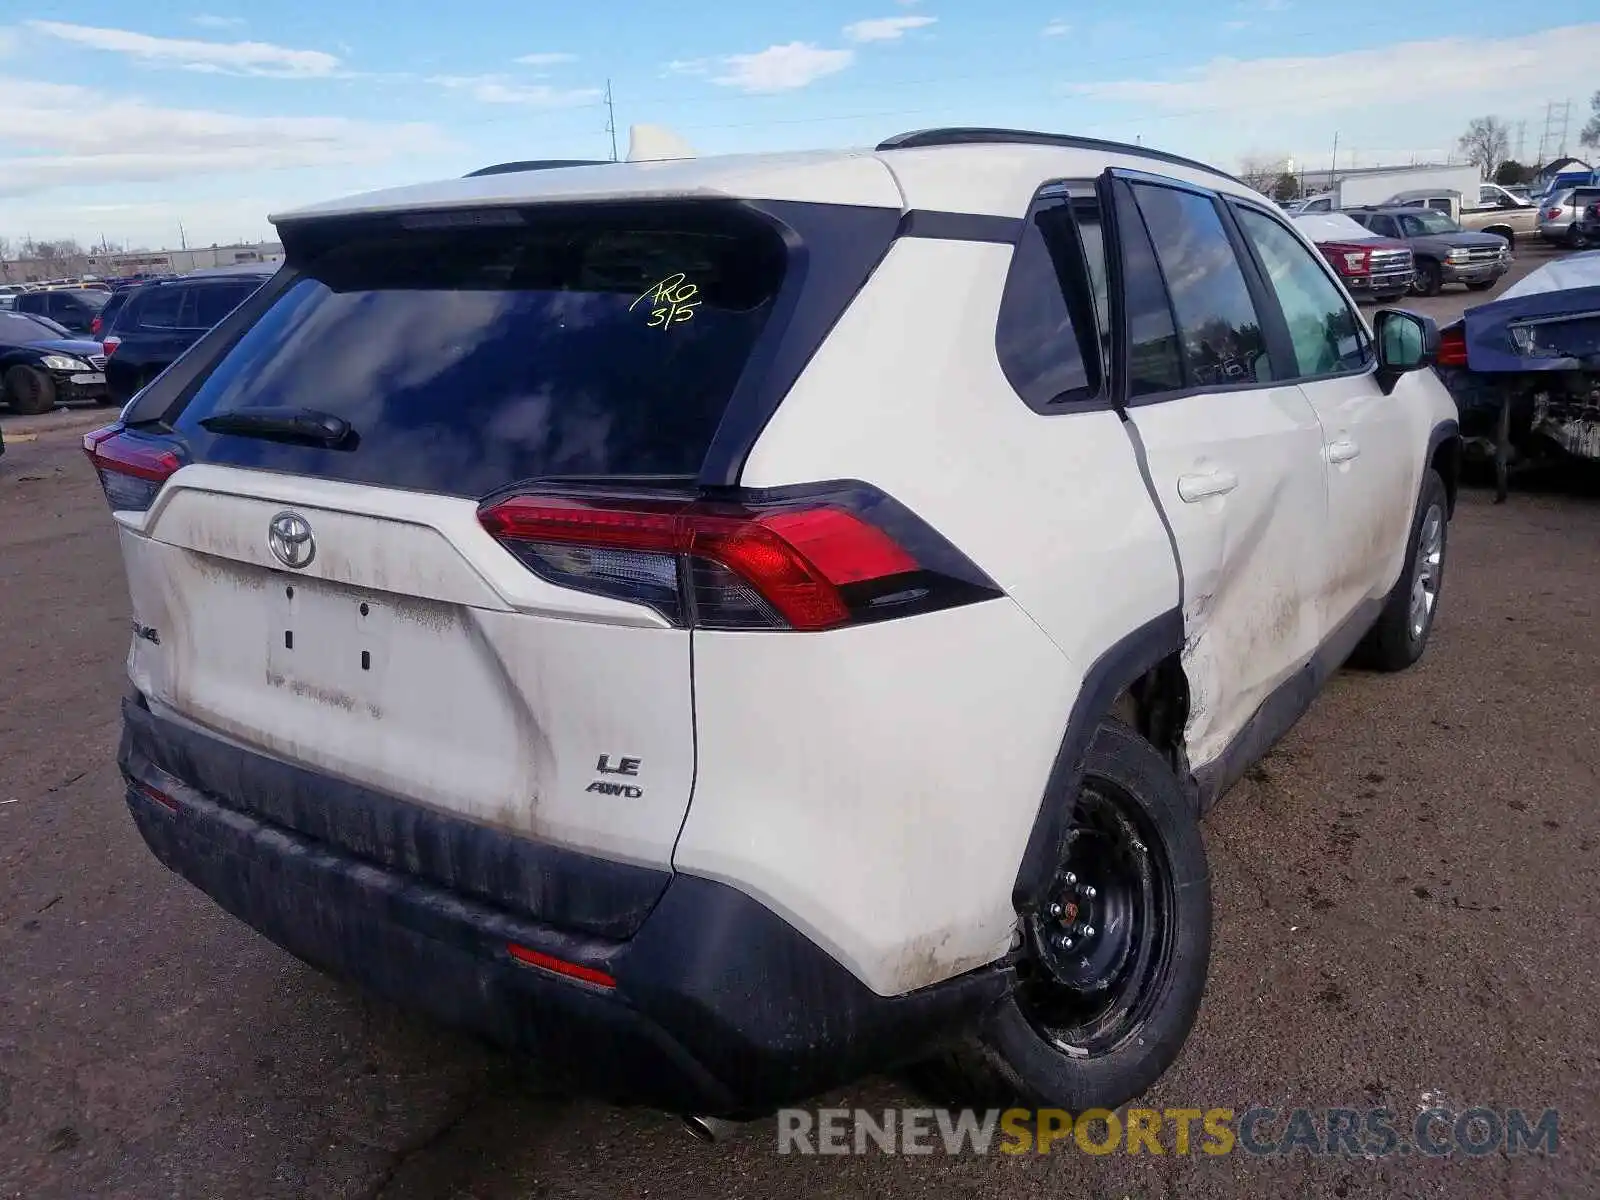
172,207 -> 788,496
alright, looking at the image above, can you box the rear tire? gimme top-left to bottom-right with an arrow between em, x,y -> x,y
1353,469 -> 1449,672
4,365 -> 56,415
1412,259 -> 1443,297
912,721 -> 1210,1111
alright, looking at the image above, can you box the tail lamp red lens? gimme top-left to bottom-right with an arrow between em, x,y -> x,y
1437,326 -> 1468,368
102,335 -> 121,358
83,424 -> 182,512
479,486 -> 998,632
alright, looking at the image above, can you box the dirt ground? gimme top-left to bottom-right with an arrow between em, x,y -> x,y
2,247 -> 1596,1198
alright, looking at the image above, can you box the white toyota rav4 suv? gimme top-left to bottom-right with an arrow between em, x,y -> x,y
92,129 -> 1461,1121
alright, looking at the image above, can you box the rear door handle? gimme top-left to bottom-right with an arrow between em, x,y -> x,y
1328,438 -> 1361,464
1176,468 -> 1239,503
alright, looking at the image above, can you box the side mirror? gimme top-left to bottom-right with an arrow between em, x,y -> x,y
1373,309 -> 1438,394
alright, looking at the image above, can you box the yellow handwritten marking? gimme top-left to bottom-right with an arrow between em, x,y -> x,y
630,273 -> 700,329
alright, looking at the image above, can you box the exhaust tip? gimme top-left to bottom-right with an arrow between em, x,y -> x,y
681,1115 -> 737,1143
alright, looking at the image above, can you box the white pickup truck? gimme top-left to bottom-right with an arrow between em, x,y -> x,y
1384,184 -> 1539,245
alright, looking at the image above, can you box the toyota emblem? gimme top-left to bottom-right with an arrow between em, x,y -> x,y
267,511 -> 316,569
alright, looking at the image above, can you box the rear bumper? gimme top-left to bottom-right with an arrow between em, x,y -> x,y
119,699 -> 1008,1114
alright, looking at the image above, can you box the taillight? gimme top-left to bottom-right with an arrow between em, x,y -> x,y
90,315 -> 102,336
102,335 -> 121,358
82,424 -> 182,511
1546,207 -> 1562,220
1437,326 -> 1468,368
479,484 -> 1001,632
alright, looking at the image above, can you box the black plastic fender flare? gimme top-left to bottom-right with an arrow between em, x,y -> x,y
1010,608 -> 1185,912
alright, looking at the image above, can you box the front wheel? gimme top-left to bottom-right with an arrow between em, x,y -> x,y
3,365 -> 57,415
1353,468 -> 1449,671
1412,259 -> 1443,297
913,721 -> 1211,1111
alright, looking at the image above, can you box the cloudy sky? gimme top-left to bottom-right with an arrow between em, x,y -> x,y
1,1 -> 1597,249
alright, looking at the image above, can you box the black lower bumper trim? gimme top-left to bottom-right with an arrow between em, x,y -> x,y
120,705 -> 1011,1114
121,700 -> 669,938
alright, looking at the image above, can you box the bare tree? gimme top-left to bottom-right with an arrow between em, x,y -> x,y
1457,116 -> 1511,179
1582,90 -> 1600,150
1239,154 -> 1292,196
0,236 -> 13,283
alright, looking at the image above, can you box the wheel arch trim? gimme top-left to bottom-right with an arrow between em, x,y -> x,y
1011,607 -> 1185,911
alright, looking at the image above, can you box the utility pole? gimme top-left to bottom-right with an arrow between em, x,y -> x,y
178,220 -> 188,251
604,80 -> 618,162
1330,130 -> 1339,185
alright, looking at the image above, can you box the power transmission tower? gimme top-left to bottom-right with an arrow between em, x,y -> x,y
604,80 -> 618,162
1514,120 -> 1527,163
1537,100 -> 1573,165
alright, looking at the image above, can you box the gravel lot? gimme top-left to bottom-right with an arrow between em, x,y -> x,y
2,246 -> 1596,1198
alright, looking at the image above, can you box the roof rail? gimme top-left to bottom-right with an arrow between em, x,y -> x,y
463,159 -> 610,179
876,128 -> 1244,187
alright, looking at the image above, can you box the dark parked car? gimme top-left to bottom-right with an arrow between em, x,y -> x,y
1345,206 -> 1511,297
12,287 -> 110,335
103,265 -> 277,406
0,310 -> 111,414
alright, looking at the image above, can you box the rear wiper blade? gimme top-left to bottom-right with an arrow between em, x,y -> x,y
200,407 -> 357,449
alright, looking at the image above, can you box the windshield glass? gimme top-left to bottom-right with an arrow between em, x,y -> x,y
1398,211 -> 1461,236
0,311 -> 68,342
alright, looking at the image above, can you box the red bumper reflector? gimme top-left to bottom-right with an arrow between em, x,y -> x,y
507,943 -> 617,989
134,781 -> 179,812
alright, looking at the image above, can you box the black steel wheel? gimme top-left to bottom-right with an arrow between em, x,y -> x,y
910,721 -> 1210,1111
1016,782 -> 1176,1057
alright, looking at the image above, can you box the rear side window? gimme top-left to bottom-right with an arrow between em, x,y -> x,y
189,282 -> 259,328
1131,183 -> 1271,388
173,207 -> 787,497
995,187 -> 1104,409
138,288 -> 184,329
